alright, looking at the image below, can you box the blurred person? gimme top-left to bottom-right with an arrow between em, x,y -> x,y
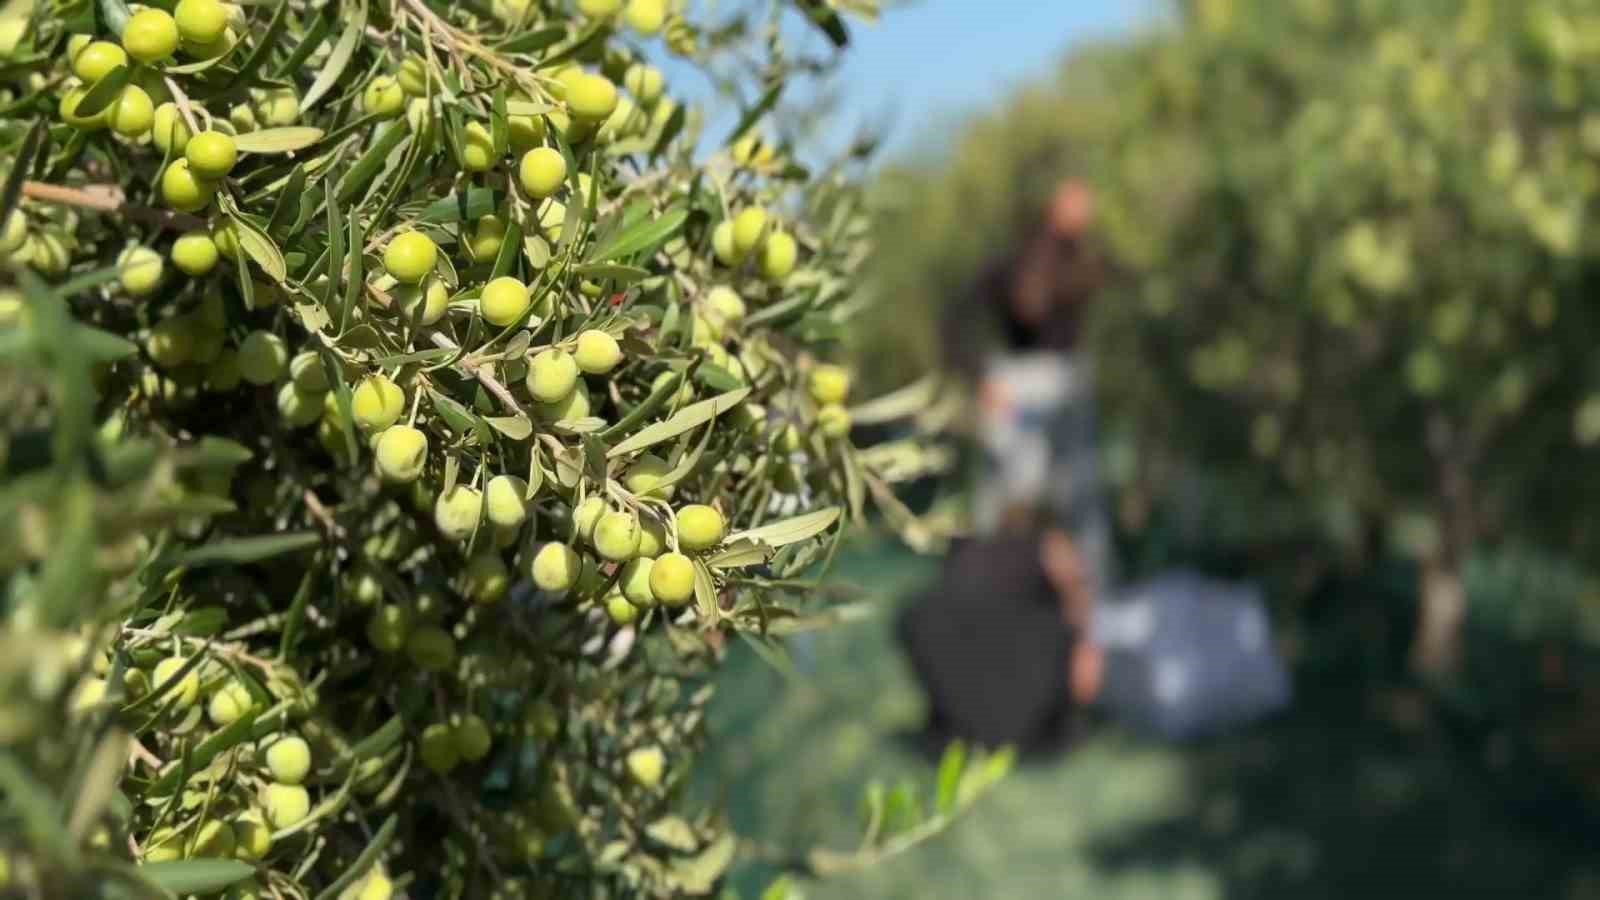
900,181 -> 1290,755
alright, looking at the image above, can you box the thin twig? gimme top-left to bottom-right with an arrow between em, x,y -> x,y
21,181 -> 208,231
129,737 -> 164,771
430,331 -> 529,417
302,488 -> 344,538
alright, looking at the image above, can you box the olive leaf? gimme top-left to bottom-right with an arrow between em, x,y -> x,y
232,127 -> 326,154
606,387 -> 751,458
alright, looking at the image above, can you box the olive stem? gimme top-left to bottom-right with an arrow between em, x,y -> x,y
20,181 -> 207,231
428,331 -> 529,418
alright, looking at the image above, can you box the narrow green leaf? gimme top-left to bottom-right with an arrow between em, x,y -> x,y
935,741 -> 966,815
74,64 -> 129,117
176,532 -> 320,567
0,118 -> 46,233
605,387 -> 750,458
486,415 -> 534,440
727,507 -> 841,548
724,81 -> 783,146
136,859 -> 256,894
705,539 -> 772,569
419,187 -> 500,224
497,26 -> 567,53
97,0 -> 133,34
232,127 -> 325,154
586,207 -> 687,264
573,262 -> 650,283
151,710 -> 260,794
312,814 -> 398,900
302,0 -> 368,111
278,560 -> 318,660
335,121 -> 408,203
69,734 -> 127,839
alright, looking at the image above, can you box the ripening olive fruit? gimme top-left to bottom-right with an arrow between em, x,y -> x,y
142,828 -> 183,863
624,0 -> 666,33
624,64 -> 665,108
394,275 -> 449,325
152,659 -> 199,709
619,557 -> 656,607
626,746 -> 665,788
366,604 -> 412,653
519,147 -> 567,199
461,121 -> 497,173
237,330 -> 287,385
175,0 -> 229,46
637,517 -> 667,558
733,207 -> 770,256
406,625 -> 457,672
207,679 -> 254,726
72,40 -> 127,82
508,108 -> 546,153
567,73 -> 619,122
265,734 -> 312,785
468,213 -> 508,263
162,159 -> 216,212
463,552 -> 510,604
593,511 -> 643,561
70,677 -> 108,715
290,350 -> 330,393
578,0 -> 624,18
262,782 -> 311,829
186,131 -> 238,179
817,403 -> 851,438
623,454 -> 674,498
651,369 -> 694,405
374,425 -> 429,482
676,504 -> 725,551
761,229 -> 798,281
531,542 -> 581,593
355,871 -> 393,900
704,286 -> 746,326
572,496 -> 606,544
277,382 -> 323,429
435,485 -> 484,541
485,475 -> 530,527
480,276 -> 531,327
0,211 -> 26,254
606,591 -> 639,625
527,348 -> 580,402
454,714 -> 493,762
364,75 -> 405,118
122,8 -> 180,63
352,375 -> 406,431
189,819 -> 236,858
809,364 -> 851,405
171,230 -> 219,275
420,722 -> 459,773
712,220 -> 743,266
255,87 -> 299,126
232,811 -> 272,861
398,55 -> 432,97
119,246 -> 164,296
385,231 -> 438,284
569,331 -> 622,377
151,103 -> 192,154
59,87 -> 107,129
534,380 -> 591,422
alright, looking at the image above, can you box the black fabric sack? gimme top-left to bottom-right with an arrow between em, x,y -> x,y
895,535 -> 1076,754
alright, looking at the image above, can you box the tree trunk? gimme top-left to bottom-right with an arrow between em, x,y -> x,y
1412,554 -> 1465,679
1413,413 -> 1473,682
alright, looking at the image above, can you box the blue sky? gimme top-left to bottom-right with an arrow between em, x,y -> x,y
648,1 -> 1154,164
825,0 -> 1154,159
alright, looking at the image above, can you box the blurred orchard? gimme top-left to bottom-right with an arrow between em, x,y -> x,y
865,0 -> 1600,813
